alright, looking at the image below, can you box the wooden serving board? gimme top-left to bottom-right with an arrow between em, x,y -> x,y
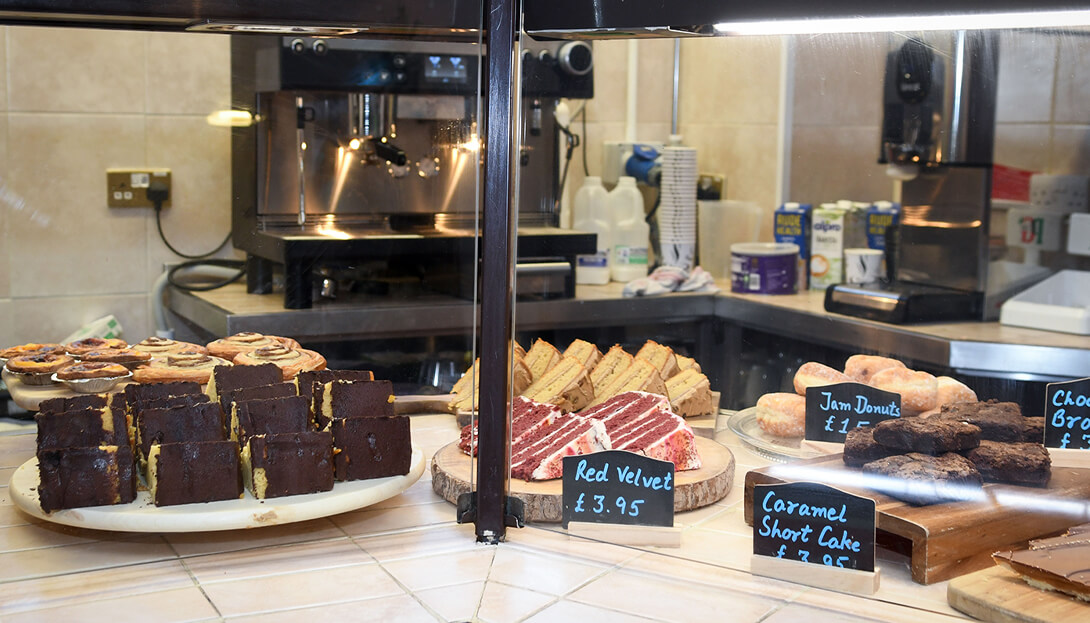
744,454 -> 1090,585
948,565 -> 1090,622
432,436 -> 735,523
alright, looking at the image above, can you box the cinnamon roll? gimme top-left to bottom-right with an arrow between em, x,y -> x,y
79,348 -> 152,368
132,351 -> 232,384
206,332 -> 302,360
232,344 -> 326,380
132,337 -> 208,357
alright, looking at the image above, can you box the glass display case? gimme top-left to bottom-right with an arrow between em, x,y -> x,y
1,1 -> 1090,620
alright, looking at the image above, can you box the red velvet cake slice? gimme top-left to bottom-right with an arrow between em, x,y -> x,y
509,414 -> 610,481
580,391 -> 703,471
459,395 -> 560,457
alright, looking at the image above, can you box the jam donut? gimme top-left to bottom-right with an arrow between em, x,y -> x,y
206,332 -> 302,360
0,342 -> 65,359
844,354 -> 906,384
132,351 -> 231,384
793,362 -> 852,395
756,392 -> 807,438
66,337 -> 128,356
132,337 -> 208,357
5,352 -> 75,374
232,344 -> 326,380
56,361 -> 131,380
936,376 -> 977,407
869,367 -> 939,414
79,348 -> 152,367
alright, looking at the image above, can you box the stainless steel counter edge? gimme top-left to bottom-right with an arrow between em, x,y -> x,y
168,286 -> 1090,379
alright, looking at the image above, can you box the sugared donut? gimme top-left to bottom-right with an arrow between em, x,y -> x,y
936,376 -> 977,407
793,362 -> 852,395
844,354 -> 906,384
756,392 -> 807,438
869,367 -> 939,414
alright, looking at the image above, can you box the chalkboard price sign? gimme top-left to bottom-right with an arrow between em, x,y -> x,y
753,482 -> 877,572
804,382 -> 902,443
1045,377 -> 1090,450
561,451 -> 674,529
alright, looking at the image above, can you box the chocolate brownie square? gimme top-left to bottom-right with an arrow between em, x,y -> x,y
207,363 -> 282,403
935,399 -> 1024,442
315,379 -> 394,429
1022,417 -> 1045,443
962,440 -> 1051,486
36,406 -> 127,449
138,402 -> 226,461
147,441 -> 243,506
330,416 -> 412,481
219,382 -> 295,421
37,393 -> 109,415
843,426 -> 898,467
295,369 -> 375,407
242,431 -> 334,499
862,452 -> 983,505
231,395 -> 312,443
37,445 -> 136,512
123,381 -> 201,407
872,417 -> 981,454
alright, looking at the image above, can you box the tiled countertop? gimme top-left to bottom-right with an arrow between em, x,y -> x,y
0,414 -> 966,623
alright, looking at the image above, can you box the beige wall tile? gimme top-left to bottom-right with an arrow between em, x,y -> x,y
635,38 -> 676,127
789,125 -> 895,206
490,547 -> 608,596
380,547 -> 495,591
1049,124 -> 1090,174
682,124 -> 779,239
0,300 -> 11,351
0,114 -> 8,299
7,113 -> 147,298
0,535 -> 175,582
329,500 -> 453,537
4,586 -> 217,623
9,294 -> 151,345
353,522 -> 478,563
8,28 -> 146,114
680,36 -> 782,126
144,116 -> 233,289
587,40 -> 628,123
146,32 -> 230,115
996,31 -> 1056,124
478,581 -> 555,622
0,560 -> 193,615
1055,34 -> 1090,124
792,33 -> 885,127
414,580 -> 485,622
185,538 -> 371,585
0,28 -> 7,111
164,517 -> 342,557
994,123 -> 1051,172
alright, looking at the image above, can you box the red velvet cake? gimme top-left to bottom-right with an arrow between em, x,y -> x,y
579,391 -> 703,471
458,395 -> 560,457
509,415 -> 610,481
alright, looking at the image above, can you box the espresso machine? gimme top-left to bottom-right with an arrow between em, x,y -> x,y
825,31 -> 998,323
231,36 -> 596,308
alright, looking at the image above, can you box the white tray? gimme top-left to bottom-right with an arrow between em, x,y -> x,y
9,446 -> 424,532
1000,270 -> 1090,335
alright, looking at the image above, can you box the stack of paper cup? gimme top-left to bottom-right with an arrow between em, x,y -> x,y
658,146 -> 698,270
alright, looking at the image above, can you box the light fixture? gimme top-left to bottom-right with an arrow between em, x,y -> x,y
205,110 -> 255,128
714,10 -> 1090,36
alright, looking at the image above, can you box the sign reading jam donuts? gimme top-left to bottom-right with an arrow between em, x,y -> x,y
561,451 -> 674,529
753,482 -> 876,572
1044,377 -> 1090,450
804,382 -> 901,443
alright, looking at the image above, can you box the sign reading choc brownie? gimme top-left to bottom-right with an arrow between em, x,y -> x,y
561,451 -> 674,529
753,482 -> 876,572
804,382 -> 901,443
1045,377 -> 1090,450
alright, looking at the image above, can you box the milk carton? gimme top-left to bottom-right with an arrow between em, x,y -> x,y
865,201 -> 900,251
774,202 -> 811,290
810,204 -> 847,290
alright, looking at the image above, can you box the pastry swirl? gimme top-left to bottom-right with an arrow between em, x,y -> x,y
79,348 -> 152,366
233,345 -> 326,380
206,332 -> 302,360
133,337 -> 208,357
56,361 -> 130,380
5,353 -> 76,374
66,337 -> 128,356
132,351 -> 232,384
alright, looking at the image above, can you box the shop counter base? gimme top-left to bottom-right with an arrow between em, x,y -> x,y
744,454 -> 1090,585
948,565 -> 1090,622
431,436 -> 734,523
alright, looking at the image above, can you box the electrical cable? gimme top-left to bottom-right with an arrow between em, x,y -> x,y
167,259 -> 246,292
148,181 -> 232,260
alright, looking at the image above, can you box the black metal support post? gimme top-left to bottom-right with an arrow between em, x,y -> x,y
474,0 -> 518,543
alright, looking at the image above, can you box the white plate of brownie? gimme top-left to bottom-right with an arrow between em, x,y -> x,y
8,447 -> 424,532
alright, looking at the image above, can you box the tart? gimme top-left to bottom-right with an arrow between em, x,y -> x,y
4,353 -> 76,385
132,351 -> 232,385
80,348 -> 152,368
0,342 -> 65,360
207,332 -> 301,360
53,361 -> 132,393
132,337 -> 208,357
66,337 -> 128,356
232,344 -> 326,380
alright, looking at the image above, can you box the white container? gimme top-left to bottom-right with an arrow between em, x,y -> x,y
609,176 -> 650,282
572,176 -> 612,285
1000,270 -> 1090,334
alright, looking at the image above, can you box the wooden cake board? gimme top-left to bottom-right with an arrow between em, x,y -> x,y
948,565 -> 1090,623
744,454 -> 1090,585
432,436 -> 735,523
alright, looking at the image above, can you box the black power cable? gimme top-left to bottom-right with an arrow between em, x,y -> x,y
148,181 -> 232,260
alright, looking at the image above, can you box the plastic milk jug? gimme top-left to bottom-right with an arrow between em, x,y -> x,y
572,176 -> 612,285
609,176 -> 650,282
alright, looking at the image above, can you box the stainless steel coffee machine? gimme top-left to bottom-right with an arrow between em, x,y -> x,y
231,36 -> 596,308
825,31 -> 998,323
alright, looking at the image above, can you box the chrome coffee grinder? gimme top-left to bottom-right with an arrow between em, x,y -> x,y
825,31 -> 998,323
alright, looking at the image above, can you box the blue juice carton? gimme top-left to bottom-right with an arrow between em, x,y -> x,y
774,202 -> 812,290
865,201 -> 900,250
